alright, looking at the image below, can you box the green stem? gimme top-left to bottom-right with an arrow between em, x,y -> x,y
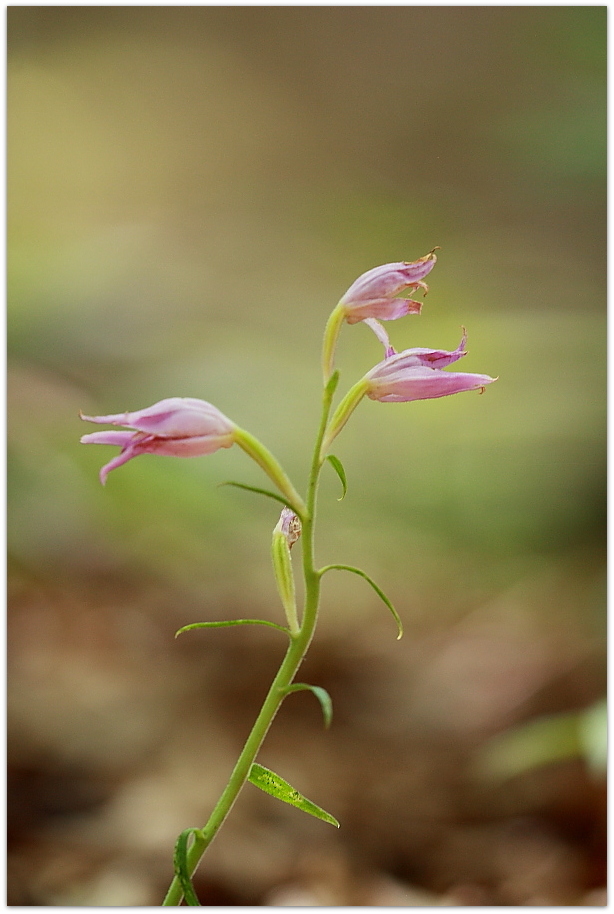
321,302 -> 346,384
162,380 -> 337,906
233,427 -> 306,518
319,377 -> 369,458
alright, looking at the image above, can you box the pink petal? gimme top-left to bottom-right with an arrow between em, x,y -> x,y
367,367 -> 496,403
340,252 -> 437,306
345,297 -> 423,324
80,430 -> 136,446
363,319 -> 397,357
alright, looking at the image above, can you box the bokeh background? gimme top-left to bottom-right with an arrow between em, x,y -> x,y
8,6 -> 606,906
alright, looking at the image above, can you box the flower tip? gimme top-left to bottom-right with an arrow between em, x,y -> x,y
478,375 -> 498,394
418,246 -> 440,264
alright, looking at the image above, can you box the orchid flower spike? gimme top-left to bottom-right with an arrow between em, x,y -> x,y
322,250 -> 438,381
80,397 -> 236,484
365,329 -> 497,402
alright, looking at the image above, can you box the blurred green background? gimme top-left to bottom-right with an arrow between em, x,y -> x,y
8,7 -> 606,906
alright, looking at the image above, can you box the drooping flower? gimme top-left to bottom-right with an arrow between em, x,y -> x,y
365,329 -> 497,402
80,397 -> 236,484
320,329 -> 496,455
339,250 -> 437,324
322,250 -> 437,380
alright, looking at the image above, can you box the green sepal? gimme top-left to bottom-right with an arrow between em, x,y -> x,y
325,455 -> 347,501
283,682 -> 333,728
219,480 -> 296,512
175,619 -> 290,638
248,763 -> 339,828
173,828 -> 203,906
319,563 -> 403,640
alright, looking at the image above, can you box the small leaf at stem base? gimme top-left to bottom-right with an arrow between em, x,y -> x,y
248,763 -> 340,827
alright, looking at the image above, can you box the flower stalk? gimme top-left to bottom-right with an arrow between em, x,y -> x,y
162,374 -> 338,906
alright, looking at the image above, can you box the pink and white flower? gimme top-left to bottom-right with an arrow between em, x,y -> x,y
80,397 -> 236,484
365,330 -> 496,402
339,251 -> 437,324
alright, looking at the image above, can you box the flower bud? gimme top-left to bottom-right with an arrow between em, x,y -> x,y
271,508 -> 301,633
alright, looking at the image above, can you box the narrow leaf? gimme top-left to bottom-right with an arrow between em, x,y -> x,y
176,619 -> 290,638
283,683 -> 333,728
325,369 -> 341,399
173,828 -> 202,906
325,455 -> 347,501
248,763 -> 339,828
219,480 -> 294,511
320,563 -> 403,640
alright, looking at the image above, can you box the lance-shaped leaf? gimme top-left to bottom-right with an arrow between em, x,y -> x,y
219,480 -> 296,512
319,563 -> 403,639
176,619 -> 290,638
248,763 -> 339,828
325,455 -> 347,501
173,828 -> 203,906
283,682 -> 333,728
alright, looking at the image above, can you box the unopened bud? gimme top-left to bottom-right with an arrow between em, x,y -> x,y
274,507 -> 302,549
272,508 -> 301,633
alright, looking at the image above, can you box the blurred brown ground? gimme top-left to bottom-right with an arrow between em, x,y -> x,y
8,7 -> 605,905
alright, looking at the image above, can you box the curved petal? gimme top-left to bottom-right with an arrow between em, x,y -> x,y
138,433 -> 235,457
345,297 -> 423,324
99,446 -> 141,485
367,367 -> 496,402
81,398 -> 235,439
367,330 -> 469,379
80,430 -> 136,447
340,252 -> 437,305
362,318 -> 397,357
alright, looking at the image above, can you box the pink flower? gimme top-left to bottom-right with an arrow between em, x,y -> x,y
80,397 -> 236,484
365,330 -> 497,402
339,250 -> 437,324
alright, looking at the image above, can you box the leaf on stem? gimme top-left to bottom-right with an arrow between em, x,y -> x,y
325,455 -> 347,501
325,369 -> 341,399
175,619 -> 290,638
319,564 -> 403,640
248,763 -> 340,827
218,480 -> 296,511
173,828 -> 203,906
283,682 -> 333,728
